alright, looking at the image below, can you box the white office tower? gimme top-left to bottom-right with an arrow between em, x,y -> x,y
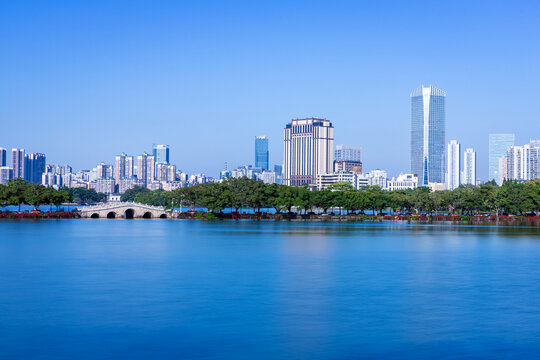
526,140 -> 540,180
506,146 -> 526,181
283,118 -> 334,186
462,148 -> 476,185
11,148 -> 25,179
498,156 -> 507,184
446,140 -> 460,190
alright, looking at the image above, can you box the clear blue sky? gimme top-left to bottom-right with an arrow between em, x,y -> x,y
1,0 -> 539,179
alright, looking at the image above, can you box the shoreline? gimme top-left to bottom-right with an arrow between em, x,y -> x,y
1,211 -> 540,226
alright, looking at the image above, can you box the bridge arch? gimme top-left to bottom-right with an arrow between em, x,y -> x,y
91,213 -> 100,219
159,214 -> 167,219
124,208 -> 135,219
142,212 -> 152,219
107,211 -> 116,219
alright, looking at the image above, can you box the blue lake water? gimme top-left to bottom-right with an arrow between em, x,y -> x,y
1,220 -> 540,359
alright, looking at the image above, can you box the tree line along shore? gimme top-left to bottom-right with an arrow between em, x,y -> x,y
1,177 -> 540,223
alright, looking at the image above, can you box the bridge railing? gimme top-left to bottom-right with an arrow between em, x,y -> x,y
77,201 -> 170,213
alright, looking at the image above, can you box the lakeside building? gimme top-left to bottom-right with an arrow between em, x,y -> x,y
283,118 -> 334,186
26,153 -> 46,184
255,136 -> 269,170
316,172 -> 368,190
118,178 -> 145,194
257,171 -> 277,184
446,140 -> 460,190
428,182 -> 446,192
366,169 -> 387,189
188,174 -> 208,185
334,145 -> 362,173
89,178 -> 115,194
462,148 -> 477,185
489,134 -> 515,184
153,144 -> 170,164
334,160 -> 362,174
503,141 -> 540,182
410,85 -> 446,186
0,148 -> 6,167
162,181 -> 184,191
0,166 -> 12,185
387,173 -> 418,191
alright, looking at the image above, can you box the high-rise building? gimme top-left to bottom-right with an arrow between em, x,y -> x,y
153,144 -> 170,164
146,155 -> 156,184
0,148 -> 6,167
137,153 -> 148,183
334,145 -> 362,174
526,141 -> 540,180
255,136 -> 269,170
498,156 -> 507,185
114,153 -> 127,184
125,156 -> 134,178
410,85 -> 446,185
283,118 -> 334,186
11,148 -> 25,179
462,148 -> 476,185
26,153 -> 46,184
446,140 -> 460,190
335,145 -> 362,162
506,146 -> 526,181
156,163 -> 176,182
489,134 -> 514,184
96,163 -> 114,179
136,153 -> 156,185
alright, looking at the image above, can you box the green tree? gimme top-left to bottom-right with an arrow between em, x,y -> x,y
24,183 -> 49,211
121,186 -> 150,202
7,178 -> 28,212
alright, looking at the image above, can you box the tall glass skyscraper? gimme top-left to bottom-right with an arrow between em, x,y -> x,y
410,85 -> 446,186
0,148 -> 6,167
254,136 -> 269,170
153,144 -> 170,164
488,134 -> 515,184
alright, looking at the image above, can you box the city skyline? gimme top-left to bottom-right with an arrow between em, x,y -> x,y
1,2 -> 539,179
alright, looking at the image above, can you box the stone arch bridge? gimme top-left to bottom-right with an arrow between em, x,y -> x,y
78,202 -> 172,219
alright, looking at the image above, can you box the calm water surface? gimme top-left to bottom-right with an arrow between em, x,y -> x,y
1,220 -> 540,359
